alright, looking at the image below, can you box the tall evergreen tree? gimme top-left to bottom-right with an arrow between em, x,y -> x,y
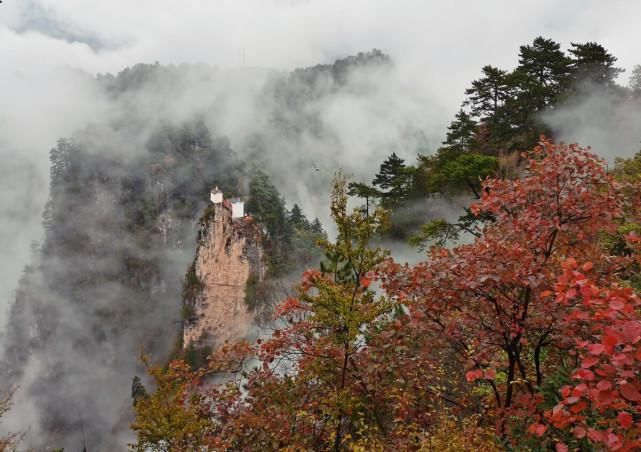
515,36 -> 572,109
310,218 -> 324,234
371,153 -> 413,205
629,64 -> 641,97
442,109 -> 477,153
464,65 -> 513,120
131,376 -> 148,406
246,170 -> 293,273
288,204 -> 309,230
347,182 -> 382,216
569,41 -> 623,87
372,153 -> 406,190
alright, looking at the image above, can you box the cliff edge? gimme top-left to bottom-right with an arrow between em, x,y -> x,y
182,199 -> 265,348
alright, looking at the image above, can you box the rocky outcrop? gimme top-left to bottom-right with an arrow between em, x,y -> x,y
182,203 -> 265,348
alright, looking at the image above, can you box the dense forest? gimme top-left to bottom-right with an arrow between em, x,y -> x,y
2,37 -> 641,450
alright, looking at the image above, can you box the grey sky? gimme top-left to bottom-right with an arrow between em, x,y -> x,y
2,1 -> 640,83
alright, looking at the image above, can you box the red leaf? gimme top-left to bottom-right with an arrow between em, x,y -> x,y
465,369 -> 483,382
603,333 -> 619,351
587,428 -> 602,442
528,422 -> 547,437
573,426 -> 586,439
596,389 -> 616,405
581,356 -> 599,368
587,343 -> 604,355
609,298 -> 625,310
604,433 -> 622,450
570,400 -> 588,414
620,382 -> 641,401
575,369 -> 595,381
617,412 -> 633,429
555,443 -> 568,452
621,321 -> 641,343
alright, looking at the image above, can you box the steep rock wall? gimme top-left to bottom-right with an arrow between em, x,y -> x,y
183,204 -> 265,348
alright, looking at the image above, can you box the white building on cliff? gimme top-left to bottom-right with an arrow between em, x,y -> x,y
210,187 -> 223,204
210,187 -> 244,219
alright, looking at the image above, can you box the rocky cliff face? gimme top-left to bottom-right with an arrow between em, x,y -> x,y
183,203 -> 265,348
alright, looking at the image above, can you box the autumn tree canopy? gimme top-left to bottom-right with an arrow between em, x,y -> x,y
133,139 -> 641,451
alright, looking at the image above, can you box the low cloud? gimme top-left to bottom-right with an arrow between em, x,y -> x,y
543,85 -> 641,163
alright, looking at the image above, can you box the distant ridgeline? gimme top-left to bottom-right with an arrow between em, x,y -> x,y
94,49 -> 396,208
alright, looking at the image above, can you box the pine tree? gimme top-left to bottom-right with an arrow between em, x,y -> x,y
515,36 -> 572,109
442,109 -> 478,153
131,376 -> 148,406
310,218 -> 324,234
372,153 -> 413,206
288,204 -> 309,230
464,65 -> 513,120
629,64 -> 641,97
347,182 -> 382,216
246,170 -> 293,274
569,41 -> 623,87
420,151 -> 498,199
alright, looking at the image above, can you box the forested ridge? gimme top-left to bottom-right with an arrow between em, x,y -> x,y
2,38 -> 641,451
350,38 -> 641,246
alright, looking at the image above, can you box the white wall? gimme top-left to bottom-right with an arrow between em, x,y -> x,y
231,201 -> 244,219
210,191 -> 223,204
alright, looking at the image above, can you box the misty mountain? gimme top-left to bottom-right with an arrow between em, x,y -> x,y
2,118 -> 242,447
0,50 -> 392,449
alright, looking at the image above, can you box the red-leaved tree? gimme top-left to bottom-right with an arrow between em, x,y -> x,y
542,258 -> 641,451
379,138 -> 627,446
